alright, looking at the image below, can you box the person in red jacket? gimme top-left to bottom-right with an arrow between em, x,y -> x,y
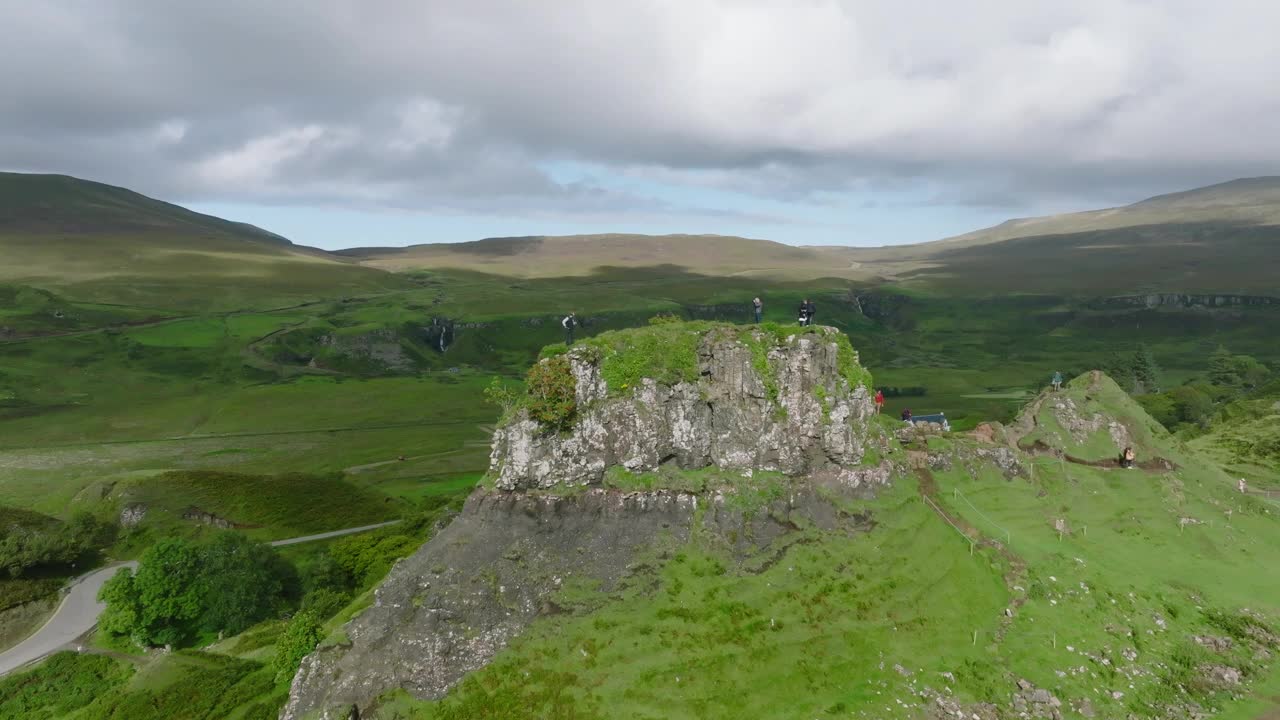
874,389 -> 885,414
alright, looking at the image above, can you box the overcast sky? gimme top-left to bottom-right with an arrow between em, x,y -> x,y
3,1 -> 1278,249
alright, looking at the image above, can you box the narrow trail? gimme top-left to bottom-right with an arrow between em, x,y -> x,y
914,466 -> 1028,644
0,520 -> 401,676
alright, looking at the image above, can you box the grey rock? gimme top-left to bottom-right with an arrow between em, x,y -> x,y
489,326 -> 879,492
119,503 -> 148,528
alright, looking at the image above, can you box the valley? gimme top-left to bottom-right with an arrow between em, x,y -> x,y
0,173 -> 1278,719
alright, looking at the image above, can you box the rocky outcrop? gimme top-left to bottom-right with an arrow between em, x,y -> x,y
181,507 -> 235,529
282,324 -> 891,719
489,325 -> 877,491
1098,293 -> 1279,309
118,503 -> 147,528
282,478 -> 885,719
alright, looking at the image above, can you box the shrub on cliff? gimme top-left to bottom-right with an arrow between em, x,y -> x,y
524,355 -> 578,429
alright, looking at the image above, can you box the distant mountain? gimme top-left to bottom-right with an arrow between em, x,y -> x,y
0,172 -> 406,311
337,233 -> 873,281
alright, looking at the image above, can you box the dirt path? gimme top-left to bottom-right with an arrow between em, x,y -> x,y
915,466 -> 1029,644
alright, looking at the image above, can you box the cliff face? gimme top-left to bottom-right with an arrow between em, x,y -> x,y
282,323 -> 892,719
490,324 -> 877,491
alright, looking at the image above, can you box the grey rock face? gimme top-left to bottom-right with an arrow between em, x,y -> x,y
281,478 -> 888,719
489,326 -> 875,491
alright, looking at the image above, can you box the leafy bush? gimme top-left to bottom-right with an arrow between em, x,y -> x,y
483,376 -> 520,417
647,312 -> 683,325
524,355 -> 578,429
0,509 -> 113,578
300,587 -> 352,619
273,610 -> 323,681
329,532 -> 421,588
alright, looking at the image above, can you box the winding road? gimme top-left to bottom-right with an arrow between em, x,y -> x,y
0,520 -> 401,676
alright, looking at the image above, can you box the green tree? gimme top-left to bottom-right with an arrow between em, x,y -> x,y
1208,345 -> 1238,387
1131,345 -> 1161,394
273,610 -> 323,681
123,538 -> 204,646
1103,352 -> 1134,391
196,533 -> 293,636
1171,385 -> 1214,428
1230,354 -> 1270,389
98,534 -> 292,647
1137,392 -> 1178,429
98,568 -> 142,641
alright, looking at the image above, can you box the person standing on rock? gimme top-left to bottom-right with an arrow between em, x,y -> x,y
1051,371 -> 1063,392
805,298 -> 816,326
874,389 -> 885,414
752,296 -> 763,323
797,299 -> 809,326
562,312 -> 577,345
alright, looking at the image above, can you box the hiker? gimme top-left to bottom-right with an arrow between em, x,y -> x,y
1051,371 -> 1063,392
1119,446 -> 1135,469
804,298 -> 816,326
874,389 -> 885,414
752,296 -> 763,323
1239,478 -> 1247,494
562,312 -> 577,345
797,299 -> 810,326
901,407 -> 912,422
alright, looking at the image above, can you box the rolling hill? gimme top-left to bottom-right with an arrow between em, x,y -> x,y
336,232 -> 877,281
0,173 -> 408,311
339,177 -> 1280,296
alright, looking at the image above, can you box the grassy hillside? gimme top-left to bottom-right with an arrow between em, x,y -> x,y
1189,381 -> 1280,493
377,374 -> 1280,720
0,173 -> 408,311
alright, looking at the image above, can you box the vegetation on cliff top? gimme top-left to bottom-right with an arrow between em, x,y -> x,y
503,320 -> 873,432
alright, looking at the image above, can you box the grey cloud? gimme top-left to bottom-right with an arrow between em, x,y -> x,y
2,0 -> 1279,222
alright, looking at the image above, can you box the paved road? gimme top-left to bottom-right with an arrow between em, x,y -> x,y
0,519 -> 401,676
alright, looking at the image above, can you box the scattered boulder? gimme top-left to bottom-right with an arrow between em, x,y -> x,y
1199,663 -> 1242,687
1193,635 -> 1233,653
119,503 -> 148,528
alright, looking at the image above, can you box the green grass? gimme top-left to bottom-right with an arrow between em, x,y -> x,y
370,373 -> 1280,720
0,652 -> 134,719
382,479 -> 1011,720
